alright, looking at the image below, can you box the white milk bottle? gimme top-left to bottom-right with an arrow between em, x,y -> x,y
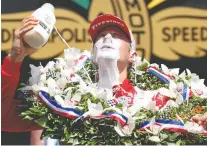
23,3 -> 56,48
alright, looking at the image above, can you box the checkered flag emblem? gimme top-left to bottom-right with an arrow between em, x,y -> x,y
22,90 -> 32,98
107,99 -> 118,107
106,97 -> 128,107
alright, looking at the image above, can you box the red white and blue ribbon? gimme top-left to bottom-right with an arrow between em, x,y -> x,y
91,112 -> 128,126
140,119 -> 187,133
38,91 -> 128,126
182,84 -> 192,101
103,112 -> 128,126
38,91 -> 83,119
139,119 -> 207,135
146,67 -> 173,84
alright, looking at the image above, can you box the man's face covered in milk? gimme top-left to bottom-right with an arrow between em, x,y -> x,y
92,26 -> 131,89
93,26 -> 131,70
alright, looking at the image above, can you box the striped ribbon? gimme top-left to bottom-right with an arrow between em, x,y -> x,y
91,112 -> 128,126
182,84 -> 192,101
139,119 -> 207,135
38,91 -> 128,126
38,91 -> 82,119
146,67 -> 174,84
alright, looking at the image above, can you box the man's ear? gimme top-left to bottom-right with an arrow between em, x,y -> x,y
128,52 -> 137,63
128,57 -> 133,64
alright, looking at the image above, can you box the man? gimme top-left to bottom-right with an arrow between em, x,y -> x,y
1,14 -> 136,143
2,14 -> 207,145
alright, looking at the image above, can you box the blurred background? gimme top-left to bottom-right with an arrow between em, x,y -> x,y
1,0 -> 207,145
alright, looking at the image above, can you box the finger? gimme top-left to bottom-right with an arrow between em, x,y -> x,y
192,116 -> 200,123
22,16 -> 37,24
20,21 -> 39,31
203,122 -> 207,130
22,16 -> 33,25
18,25 -> 36,36
22,17 -> 38,25
199,113 -> 207,121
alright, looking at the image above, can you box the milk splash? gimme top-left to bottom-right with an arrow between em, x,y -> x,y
92,33 -> 121,89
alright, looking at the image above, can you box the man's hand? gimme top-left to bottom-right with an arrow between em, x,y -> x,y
192,112 -> 207,130
8,16 -> 39,62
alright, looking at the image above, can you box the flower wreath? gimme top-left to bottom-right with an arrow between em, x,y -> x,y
19,48 -> 207,145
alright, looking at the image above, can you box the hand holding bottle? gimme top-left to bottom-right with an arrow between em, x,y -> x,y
8,16 -> 39,62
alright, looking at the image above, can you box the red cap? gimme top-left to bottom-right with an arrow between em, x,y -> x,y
89,14 -> 131,42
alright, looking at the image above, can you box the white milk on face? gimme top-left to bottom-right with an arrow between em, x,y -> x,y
23,3 -> 56,49
93,34 -> 121,89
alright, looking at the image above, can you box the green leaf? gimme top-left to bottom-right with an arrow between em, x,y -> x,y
176,139 -> 182,145
35,117 -> 48,128
168,132 -> 180,141
160,133 -> 168,141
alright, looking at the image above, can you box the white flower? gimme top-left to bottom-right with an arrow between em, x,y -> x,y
134,56 -> 149,67
64,48 -> 81,68
114,115 -> 135,136
144,117 -> 162,135
161,64 -> 169,75
62,88 -> 73,107
176,82 -> 184,93
32,84 -> 40,92
160,100 -> 178,111
56,77 -> 68,89
64,48 -> 81,60
29,64 -> 44,85
87,99 -> 103,116
55,58 -> 68,70
191,78 -> 207,98
175,94 -> 184,105
54,95 -> 64,105
127,97 -> 144,115
81,50 -> 91,58
31,84 -> 48,94
47,77 -> 62,96
114,123 -> 125,136
132,87 -> 157,111
179,70 -> 186,79
169,68 -> 180,77
179,70 -> 207,98
96,89 -> 108,100
86,83 -> 98,97
44,61 -> 55,72
158,87 -> 176,98
60,68 -> 72,78
71,92 -> 82,103
39,73 -> 46,82
122,116 -> 135,135
144,117 -> 169,142
186,68 -> 191,76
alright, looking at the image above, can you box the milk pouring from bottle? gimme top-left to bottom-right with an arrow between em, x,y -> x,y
23,3 -> 56,48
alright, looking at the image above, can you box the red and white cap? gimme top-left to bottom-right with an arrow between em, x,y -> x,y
89,14 -> 131,41
89,14 -> 136,54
